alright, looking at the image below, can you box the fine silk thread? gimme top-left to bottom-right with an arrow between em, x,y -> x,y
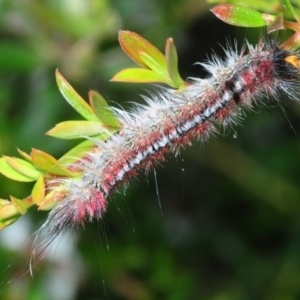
32,38 -> 300,257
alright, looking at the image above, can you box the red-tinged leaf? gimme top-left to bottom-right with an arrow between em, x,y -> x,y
165,38 -> 186,88
47,120 -> 114,140
31,175 -> 45,205
0,158 -> 35,182
211,5 -> 266,27
111,68 -> 173,85
31,149 -> 75,177
55,70 -> 99,121
88,91 -> 121,128
118,30 -> 167,70
1,156 -> 41,181
10,196 -> 28,215
59,140 -> 96,166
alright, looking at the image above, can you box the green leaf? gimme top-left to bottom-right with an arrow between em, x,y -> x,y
139,51 -> 168,77
88,90 -> 121,128
111,68 -> 173,85
0,158 -> 34,182
47,120 -> 114,140
1,157 -> 41,181
211,5 -> 266,27
118,30 -> 167,70
55,70 -> 99,121
165,38 -> 186,88
30,149 -> 76,177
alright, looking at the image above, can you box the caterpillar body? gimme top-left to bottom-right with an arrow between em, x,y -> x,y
33,38 -> 300,255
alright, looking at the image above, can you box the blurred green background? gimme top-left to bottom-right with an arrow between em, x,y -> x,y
1,0 -> 300,299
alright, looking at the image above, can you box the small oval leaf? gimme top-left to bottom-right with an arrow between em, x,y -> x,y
211,5 -> 266,27
0,158 -> 35,182
165,38 -> 186,88
47,121 -> 114,140
118,30 -> 167,70
55,70 -> 99,121
30,149 -> 75,177
139,51 -> 168,77
88,91 -> 121,128
111,68 -> 173,85
2,157 -> 41,181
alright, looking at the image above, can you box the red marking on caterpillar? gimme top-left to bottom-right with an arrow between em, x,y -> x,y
31,38 -> 300,263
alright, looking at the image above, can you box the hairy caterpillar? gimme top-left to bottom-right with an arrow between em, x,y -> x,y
32,37 -> 300,260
